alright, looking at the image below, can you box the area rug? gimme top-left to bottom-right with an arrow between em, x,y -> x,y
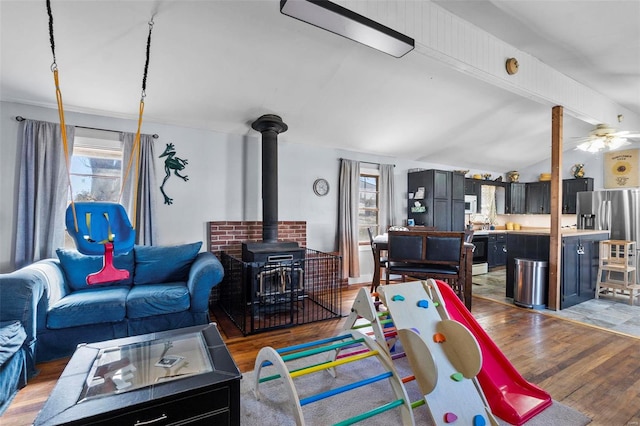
240,354 -> 591,425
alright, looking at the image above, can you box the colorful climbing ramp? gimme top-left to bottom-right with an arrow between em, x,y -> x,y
379,280 -> 499,426
253,330 -> 415,425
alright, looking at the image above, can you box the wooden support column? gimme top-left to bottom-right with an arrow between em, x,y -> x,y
549,106 -> 563,310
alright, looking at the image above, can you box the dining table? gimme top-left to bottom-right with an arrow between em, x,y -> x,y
371,233 -> 474,311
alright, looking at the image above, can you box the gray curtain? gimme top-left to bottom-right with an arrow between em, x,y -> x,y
379,163 -> 396,231
120,133 -> 157,246
15,119 -> 75,268
338,159 -> 360,278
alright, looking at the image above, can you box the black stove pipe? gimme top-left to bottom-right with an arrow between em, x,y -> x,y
251,114 -> 288,244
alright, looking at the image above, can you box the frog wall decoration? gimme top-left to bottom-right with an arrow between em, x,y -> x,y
159,143 -> 188,205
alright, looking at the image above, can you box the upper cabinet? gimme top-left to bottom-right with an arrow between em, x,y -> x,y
506,182 -> 526,214
526,181 -> 551,214
562,178 -> 594,214
409,170 -> 464,231
466,176 -> 594,215
465,178 -> 507,216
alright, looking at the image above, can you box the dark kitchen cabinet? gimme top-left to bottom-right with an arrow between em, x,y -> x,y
464,178 -> 482,199
561,233 -> 608,309
451,173 -> 465,230
526,181 -> 551,214
562,178 -> 594,214
466,179 -> 508,215
452,172 -> 465,201
488,233 -> 507,268
408,170 -> 464,231
506,182 -> 526,214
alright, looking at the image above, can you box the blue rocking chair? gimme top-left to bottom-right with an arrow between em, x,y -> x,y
65,202 -> 136,285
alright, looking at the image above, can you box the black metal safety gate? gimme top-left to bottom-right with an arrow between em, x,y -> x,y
218,249 -> 342,335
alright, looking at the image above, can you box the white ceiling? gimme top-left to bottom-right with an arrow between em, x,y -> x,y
2,1 -> 639,172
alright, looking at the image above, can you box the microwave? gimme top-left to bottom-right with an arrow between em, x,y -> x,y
464,195 -> 477,214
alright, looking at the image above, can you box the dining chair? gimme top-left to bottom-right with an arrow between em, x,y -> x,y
386,231 -> 466,304
368,227 -> 389,292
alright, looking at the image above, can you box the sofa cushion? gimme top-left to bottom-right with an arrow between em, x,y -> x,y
126,284 -> 190,319
0,321 -> 26,366
133,242 -> 202,285
46,287 -> 129,329
56,248 -> 134,291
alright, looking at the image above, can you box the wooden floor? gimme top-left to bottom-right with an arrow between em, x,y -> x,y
4,283 -> 640,425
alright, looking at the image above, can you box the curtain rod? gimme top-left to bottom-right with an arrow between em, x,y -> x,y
339,158 -> 396,167
15,116 -> 159,139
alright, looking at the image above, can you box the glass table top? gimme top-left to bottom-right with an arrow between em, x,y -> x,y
78,331 -> 213,403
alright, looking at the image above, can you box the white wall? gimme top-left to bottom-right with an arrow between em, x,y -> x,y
519,148 -> 605,187
1,101 -> 454,273
0,100 -> 614,276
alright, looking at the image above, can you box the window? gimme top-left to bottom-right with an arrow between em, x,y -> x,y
69,129 -> 124,203
65,128 -> 124,248
358,168 -> 379,243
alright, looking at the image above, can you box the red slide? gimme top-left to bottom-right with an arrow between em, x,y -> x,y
435,280 -> 552,425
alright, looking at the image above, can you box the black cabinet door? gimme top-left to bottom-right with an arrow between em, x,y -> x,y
561,233 -> 607,309
465,178 -> 476,195
487,237 -> 498,267
496,241 -> 507,266
433,198 -> 451,230
487,235 -> 507,268
452,172 -> 465,200
562,178 -> 594,214
451,199 -> 465,231
494,234 -> 507,267
433,170 -> 450,199
507,183 -> 526,214
526,182 -> 550,214
561,238 -> 581,305
464,178 -> 482,201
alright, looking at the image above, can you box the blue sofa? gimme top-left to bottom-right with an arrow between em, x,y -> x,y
0,242 -> 224,369
0,275 -> 42,414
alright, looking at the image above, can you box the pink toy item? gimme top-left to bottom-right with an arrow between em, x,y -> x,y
435,280 -> 552,425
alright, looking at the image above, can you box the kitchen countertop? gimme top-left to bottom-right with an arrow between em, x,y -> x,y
472,228 -> 609,236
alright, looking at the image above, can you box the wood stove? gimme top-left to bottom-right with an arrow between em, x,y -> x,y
215,114 -> 341,335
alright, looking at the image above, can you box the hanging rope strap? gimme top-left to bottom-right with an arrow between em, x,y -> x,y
46,0 -> 155,234
47,0 -> 79,232
119,18 -> 154,230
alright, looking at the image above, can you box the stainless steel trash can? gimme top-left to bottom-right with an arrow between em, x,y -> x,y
514,258 -> 548,309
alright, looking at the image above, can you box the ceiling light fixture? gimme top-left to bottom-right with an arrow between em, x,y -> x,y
576,136 -> 631,152
575,124 -> 637,152
280,0 -> 415,58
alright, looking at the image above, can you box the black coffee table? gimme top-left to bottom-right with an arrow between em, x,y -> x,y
34,323 -> 241,425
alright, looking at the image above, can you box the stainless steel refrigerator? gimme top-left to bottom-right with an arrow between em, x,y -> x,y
576,189 -> 640,282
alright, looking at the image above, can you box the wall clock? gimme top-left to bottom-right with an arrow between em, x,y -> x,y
313,178 -> 330,196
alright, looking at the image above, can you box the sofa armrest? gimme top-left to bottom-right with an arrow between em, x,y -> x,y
187,252 -> 224,313
0,260 -> 68,341
0,262 -> 51,374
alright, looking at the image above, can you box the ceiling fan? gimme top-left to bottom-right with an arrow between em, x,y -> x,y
574,123 -> 640,152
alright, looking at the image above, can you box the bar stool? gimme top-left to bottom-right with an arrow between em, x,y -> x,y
595,240 -> 638,305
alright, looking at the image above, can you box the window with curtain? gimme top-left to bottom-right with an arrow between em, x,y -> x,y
358,169 -> 380,243
16,119 -> 157,268
64,129 -> 125,248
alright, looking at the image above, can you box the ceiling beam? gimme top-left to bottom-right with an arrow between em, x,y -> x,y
336,0 -> 639,128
